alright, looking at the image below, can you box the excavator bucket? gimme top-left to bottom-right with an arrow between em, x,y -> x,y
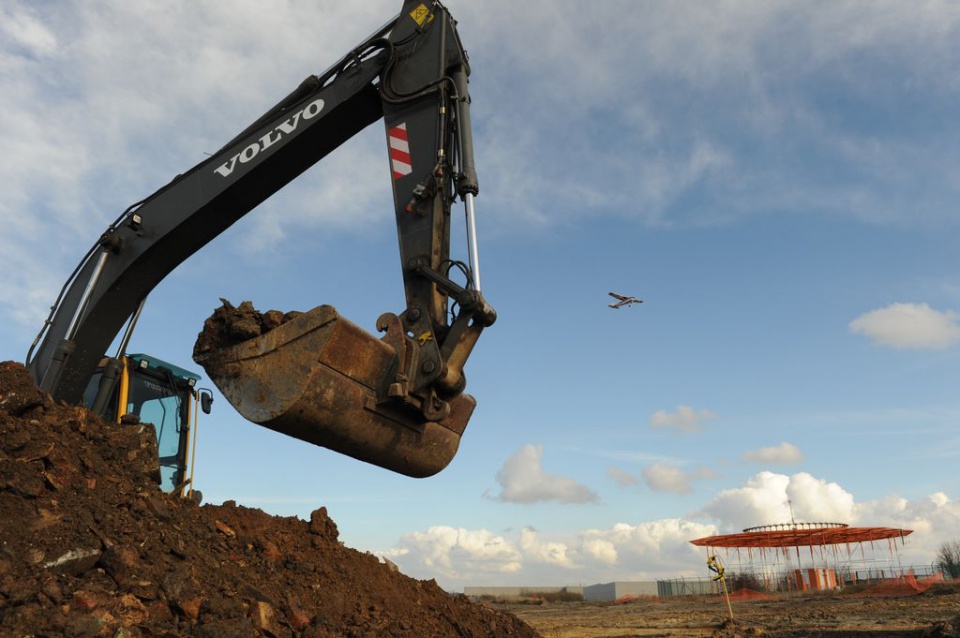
193,305 -> 474,478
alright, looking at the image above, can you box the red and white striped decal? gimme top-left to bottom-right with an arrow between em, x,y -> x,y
388,123 -> 412,179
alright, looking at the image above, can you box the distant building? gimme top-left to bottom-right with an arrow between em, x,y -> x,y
463,582 -> 665,602
583,581 -> 658,601
463,586 -> 583,599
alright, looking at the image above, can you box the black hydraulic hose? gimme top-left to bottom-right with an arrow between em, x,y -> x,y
215,75 -> 324,153
25,196 -> 149,366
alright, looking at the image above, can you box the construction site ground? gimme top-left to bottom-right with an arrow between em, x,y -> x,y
493,587 -> 960,637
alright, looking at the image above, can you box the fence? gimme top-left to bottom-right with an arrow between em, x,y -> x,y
657,564 -> 946,597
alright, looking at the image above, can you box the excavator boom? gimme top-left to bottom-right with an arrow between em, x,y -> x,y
26,1 -> 494,478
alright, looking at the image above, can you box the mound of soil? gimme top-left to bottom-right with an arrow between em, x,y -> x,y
0,360 -> 539,637
193,299 -> 300,359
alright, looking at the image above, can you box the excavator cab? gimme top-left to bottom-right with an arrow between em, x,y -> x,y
83,354 -> 210,497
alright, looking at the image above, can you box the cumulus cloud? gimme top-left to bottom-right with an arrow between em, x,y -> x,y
607,466 -> 641,487
384,518 -> 718,587
742,442 -> 804,465
519,528 -> 576,568
581,537 -> 619,565
698,471 -> 857,530
382,526 -> 522,580
698,471 -> 960,563
849,303 -> 960,350
787,473 -> 857,522
579,519 -> 717,577
693,476 -> 960,582
858,492 -> 960,550
640,462 -> 717,494
650,405 -> 718,433
385,472 -> 960,588
490,444 -> 600,504
643,462 -> 694,494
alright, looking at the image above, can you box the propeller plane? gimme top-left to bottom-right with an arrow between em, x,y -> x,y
608,292 -> 643,309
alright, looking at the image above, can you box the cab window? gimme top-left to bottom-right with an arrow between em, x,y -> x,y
126,372 -> 188,491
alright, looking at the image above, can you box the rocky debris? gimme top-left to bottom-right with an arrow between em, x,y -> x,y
0,360 -> 44,416
193,299 -> 301,359
927,617 -> 960,638
0,361 -> 540,637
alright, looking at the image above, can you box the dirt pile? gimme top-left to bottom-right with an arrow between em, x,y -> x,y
0,361 -> 540,637
193,299 -> 300,359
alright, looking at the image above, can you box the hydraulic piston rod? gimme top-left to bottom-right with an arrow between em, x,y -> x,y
463,194 -> 482,293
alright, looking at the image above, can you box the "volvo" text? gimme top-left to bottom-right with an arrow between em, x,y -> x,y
213,98 -> 325,178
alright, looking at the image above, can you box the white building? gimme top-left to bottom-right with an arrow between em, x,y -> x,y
582,581 -> 658,601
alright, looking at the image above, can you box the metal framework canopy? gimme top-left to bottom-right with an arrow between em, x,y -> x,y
690,522 -> 912,550
689,523 -> 915,592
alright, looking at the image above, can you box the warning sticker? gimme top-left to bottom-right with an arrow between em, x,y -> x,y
388,123 -> 412,179
409,3 -> 433,27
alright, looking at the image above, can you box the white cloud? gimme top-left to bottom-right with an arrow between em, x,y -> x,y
581,537 -> 619,565
848,492 -> 960,569
383,518 -> 718,587
643,462 -> 694,494
640,462 -> 717,494
875,492 -> 960,530
699,472 -> 805,529
490,444 -> 600,504
384,472 -> 960,588
457,0 -> 960,230
607,466 -> 641,487
697,472 -> 960,569
849,303 -> 960,350
578,519 -> 717,579
519,528 -> 576,568
650,405 -> 718,433
786,473 -> 857,523
382,526 -> 522,581
742,442 -> 804,465
3,8 -> 58,57
699,471 -> 860,531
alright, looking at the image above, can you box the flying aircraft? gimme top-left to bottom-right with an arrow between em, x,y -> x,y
608,292 -> 643,309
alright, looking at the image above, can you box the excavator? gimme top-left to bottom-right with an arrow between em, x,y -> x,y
24,0 -> 495,497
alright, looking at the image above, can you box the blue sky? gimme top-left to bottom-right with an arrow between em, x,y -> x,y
2,1 -> 959,590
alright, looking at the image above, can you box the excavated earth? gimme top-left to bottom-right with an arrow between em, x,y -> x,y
0,359 -> 540,637
192,299 -> 300,359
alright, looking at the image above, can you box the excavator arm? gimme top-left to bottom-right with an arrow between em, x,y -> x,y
26,1 -> 494,478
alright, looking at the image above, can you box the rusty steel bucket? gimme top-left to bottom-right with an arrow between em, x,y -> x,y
193,305 -> 474,478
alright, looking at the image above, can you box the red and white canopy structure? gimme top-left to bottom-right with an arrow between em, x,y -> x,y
691,522 -> 911,550
690,522 -> 913,590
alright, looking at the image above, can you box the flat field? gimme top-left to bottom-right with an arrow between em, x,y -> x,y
496,585 -> 960,637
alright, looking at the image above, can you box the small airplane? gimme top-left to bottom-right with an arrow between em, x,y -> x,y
608,292 -> 643,309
